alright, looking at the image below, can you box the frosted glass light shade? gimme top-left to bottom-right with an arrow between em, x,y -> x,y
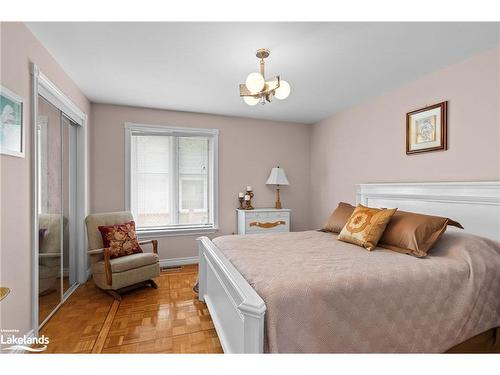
266,167 -> 289,185
243,96 -> 259,106
275,80 -> 291,100
246,72 -> 265,94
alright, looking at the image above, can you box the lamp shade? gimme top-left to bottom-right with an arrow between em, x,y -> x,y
246,72 -> 265,94
266,167 -> 289,185
275,80 -> 291,100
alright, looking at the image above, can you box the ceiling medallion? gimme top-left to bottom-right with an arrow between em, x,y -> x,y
239,48 -> 291,106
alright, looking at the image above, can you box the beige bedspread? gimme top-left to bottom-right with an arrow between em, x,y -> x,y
212,230 -> 500,353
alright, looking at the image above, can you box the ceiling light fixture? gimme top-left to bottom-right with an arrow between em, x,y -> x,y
239,48 -> 291,106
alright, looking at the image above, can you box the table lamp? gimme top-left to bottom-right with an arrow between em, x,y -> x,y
266,166 -> 289,209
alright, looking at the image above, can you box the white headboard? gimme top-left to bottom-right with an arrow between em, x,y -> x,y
356,182 -> 500,242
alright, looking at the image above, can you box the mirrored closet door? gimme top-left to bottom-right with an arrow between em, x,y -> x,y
37,95 -> 78,326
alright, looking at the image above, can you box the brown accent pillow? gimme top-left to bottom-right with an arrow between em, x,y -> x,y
322,202 -> 356,233
379,210 -> 463,257
338,205 -> 397,250
98,221 -> 143,259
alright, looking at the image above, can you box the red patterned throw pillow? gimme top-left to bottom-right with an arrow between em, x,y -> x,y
98,221 -> 143,259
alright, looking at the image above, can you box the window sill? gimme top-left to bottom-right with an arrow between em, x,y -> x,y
137,226 -> 218,238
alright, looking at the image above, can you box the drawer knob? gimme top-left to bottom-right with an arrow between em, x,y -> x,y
249,220 -> 286,228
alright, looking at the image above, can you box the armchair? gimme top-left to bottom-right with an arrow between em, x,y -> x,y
85,211 -> 160,300
39,214 -> 67,295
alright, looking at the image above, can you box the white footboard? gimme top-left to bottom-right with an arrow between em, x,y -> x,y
197,236 -> 266,353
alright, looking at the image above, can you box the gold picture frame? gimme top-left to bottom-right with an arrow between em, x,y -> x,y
406,101 -> 447,155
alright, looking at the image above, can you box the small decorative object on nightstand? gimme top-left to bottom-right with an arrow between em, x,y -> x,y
237,208 -> 290,234
266,166 -> 289,209
237,186 -> 255,210
245,187 -> 255,209
238,192 -> 245,209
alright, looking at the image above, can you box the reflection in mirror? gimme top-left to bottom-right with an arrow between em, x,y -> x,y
37,96 -> 62,325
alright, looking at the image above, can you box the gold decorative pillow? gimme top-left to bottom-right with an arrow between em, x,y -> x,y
338,205 -> 397,250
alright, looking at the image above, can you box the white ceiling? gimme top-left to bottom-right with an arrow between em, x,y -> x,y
26,22 -> 499,124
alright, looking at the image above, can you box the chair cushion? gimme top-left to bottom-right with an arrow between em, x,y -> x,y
93,252 -> 159,274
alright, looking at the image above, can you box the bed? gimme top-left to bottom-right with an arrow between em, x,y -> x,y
197,182 -> 500,353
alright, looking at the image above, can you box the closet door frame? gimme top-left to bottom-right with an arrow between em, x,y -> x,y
31,63 -> 88,335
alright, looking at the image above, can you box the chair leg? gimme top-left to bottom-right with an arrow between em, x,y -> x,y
147,279 -> 158,289
106,290 -> 122,301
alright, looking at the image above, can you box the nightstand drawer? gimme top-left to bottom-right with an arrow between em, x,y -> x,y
237,209 -> 290,234
246,218 -> 289,233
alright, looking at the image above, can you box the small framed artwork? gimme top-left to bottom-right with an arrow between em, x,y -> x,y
0,85 -> 25,158
406,101 -> 447,155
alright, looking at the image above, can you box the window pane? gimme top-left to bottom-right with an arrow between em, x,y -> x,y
178,137 -> 209,225
136,173 -> 170,227
181,179 -> 204,209
132,135 -> 171,227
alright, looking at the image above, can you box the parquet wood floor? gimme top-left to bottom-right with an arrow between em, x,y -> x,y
38,264 -> 223,354
39,277 -> 70,324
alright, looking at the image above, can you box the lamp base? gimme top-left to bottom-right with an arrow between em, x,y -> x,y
275,187 -> 282,209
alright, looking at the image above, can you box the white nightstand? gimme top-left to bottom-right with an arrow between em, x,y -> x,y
237,208 -> 291,235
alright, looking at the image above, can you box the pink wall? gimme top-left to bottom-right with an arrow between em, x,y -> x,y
310,47 -> 500,228
0,22 -> 91,336
90,104 -> 312,260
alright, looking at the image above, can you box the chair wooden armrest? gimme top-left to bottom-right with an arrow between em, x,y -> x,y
87,248 -> 105,255
39,252 -> 61,258
103,248 -> 112,285
139,239 -> 158,254
86,248 -> 112,285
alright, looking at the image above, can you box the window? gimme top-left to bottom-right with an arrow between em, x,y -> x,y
125,123 -> 218,236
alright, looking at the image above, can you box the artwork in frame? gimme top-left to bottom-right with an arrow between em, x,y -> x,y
0,85 -> 25,157
406,101 -> 447,155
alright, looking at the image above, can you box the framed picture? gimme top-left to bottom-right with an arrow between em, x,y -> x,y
406,101 -> 447,155
0,85 -> 25,158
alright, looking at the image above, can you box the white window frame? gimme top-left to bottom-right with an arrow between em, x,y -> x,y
124,122 -> 219,237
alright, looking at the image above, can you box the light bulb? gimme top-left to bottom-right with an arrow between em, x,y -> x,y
275,80 -> 291,100
245,72 -> 265,94
243,96 -> 259,106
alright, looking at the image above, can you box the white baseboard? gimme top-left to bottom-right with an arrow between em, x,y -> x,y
160,256 -> 198,268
